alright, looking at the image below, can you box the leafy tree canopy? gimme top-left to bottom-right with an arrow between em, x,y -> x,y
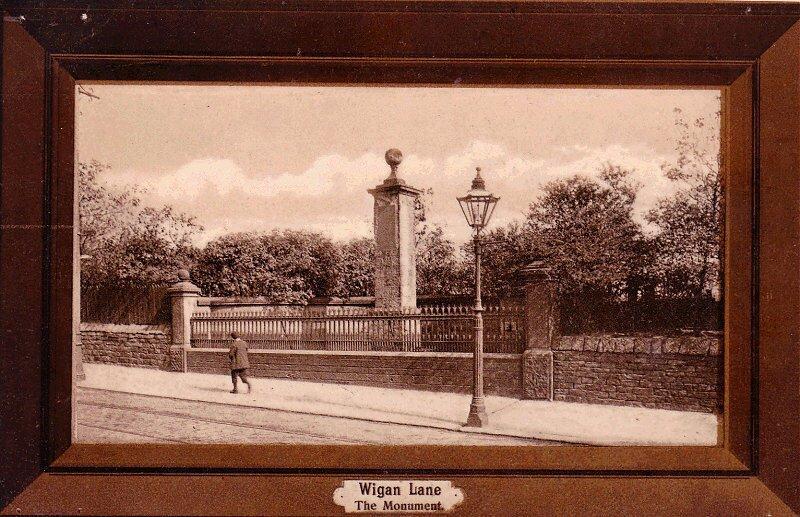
416,224 -> 470,297
79,160 -> 202,288
332,237 -> 375,298
473,221 -> 536,299
646,107 -> 722,298
194,230 -> 340,303
525,164 -> 647,297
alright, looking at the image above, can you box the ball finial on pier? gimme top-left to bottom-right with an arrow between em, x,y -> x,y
385,148 -> 403,178
385,148 -> 403,167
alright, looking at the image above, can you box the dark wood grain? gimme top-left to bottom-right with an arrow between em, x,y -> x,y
721,69 -> 754,468
4,0 -> 800,14
3,474 -> 797,516
50,443 -> 749,473
0,21 -> 47,510
45,62 -> 76,464
757,21 -> 800,510
2,1 -> 800,514
4,4 -> 798,60
61,57 -> 748,86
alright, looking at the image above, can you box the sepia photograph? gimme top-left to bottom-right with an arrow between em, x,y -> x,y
73,84 -> 723,447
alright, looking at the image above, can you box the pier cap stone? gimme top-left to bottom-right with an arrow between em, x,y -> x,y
522,258 -> 553,282
371,148 -> 422,195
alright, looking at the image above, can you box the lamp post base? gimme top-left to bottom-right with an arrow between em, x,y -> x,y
464,397 -> 489,427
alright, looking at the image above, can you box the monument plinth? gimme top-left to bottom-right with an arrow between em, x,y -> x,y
368,149 -> 422,309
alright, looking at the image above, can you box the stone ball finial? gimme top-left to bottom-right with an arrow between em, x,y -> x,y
385,148 -> 403,168
177,269 -> 191,282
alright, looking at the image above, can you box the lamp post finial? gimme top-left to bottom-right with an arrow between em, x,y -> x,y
471,167 -> 486,190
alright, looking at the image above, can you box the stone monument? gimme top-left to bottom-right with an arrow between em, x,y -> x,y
368,149 -> 422,309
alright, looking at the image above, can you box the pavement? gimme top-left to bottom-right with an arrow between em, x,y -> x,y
78,363 -> 719,446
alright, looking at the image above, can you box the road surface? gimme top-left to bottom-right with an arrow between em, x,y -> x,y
76,387 -> 563,445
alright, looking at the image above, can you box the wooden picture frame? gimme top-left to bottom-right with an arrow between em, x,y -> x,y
1,1 -> 798,514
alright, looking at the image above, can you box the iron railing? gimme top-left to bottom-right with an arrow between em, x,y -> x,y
190,303 -> 525,353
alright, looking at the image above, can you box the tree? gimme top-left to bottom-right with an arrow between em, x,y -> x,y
411,187 -> 471,296
525,164 -> 650,298
416,225 -> 470,296
79,160 -> 140,258
474,221 -> 537,299
79,160 -> 202,288
194,230 -> 340,302
413,187 -> 435,245
646,107 -> 722,298
332,237 -> 375,298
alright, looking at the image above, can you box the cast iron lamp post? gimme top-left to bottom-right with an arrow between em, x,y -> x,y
458,167 -> 499,427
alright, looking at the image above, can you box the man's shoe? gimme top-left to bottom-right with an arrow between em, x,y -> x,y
230,389 -> 238,394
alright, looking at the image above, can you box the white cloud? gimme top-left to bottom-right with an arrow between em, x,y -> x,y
104,140 -> 686,246
109,154 -> 385,201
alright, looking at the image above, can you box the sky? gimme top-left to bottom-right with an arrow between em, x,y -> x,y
75,84 -> 720,246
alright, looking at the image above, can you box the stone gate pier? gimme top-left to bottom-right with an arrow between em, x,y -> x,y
520,260 -> 558,400
368,149 -> 422,309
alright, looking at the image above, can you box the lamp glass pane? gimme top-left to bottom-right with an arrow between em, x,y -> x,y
471,199 -> 483,226
484,198 -> 498,226
458,198 -> 474,226
479,198 -> 490,226
469,198 -> 482,225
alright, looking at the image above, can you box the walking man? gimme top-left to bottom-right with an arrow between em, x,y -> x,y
228,331 -> 251,394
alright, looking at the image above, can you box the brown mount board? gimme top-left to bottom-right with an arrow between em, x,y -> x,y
1,1 -> 799,515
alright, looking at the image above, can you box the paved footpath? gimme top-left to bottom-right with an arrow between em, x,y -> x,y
76,387 -> 557,445
79,364 -> 719,446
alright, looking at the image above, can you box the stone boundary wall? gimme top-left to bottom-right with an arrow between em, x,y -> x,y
80,323 -> 723,413
553,334 -> 723,413
186,349 -> 522,397
81,323 -> 172,370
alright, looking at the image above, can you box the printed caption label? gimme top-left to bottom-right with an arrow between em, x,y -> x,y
334,480 -> 464,513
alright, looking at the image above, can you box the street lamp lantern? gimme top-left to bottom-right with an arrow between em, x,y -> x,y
457,167 -> 499,231
458,167 -> 499,428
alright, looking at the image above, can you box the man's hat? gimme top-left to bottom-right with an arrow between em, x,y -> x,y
230,331 -> 239,339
